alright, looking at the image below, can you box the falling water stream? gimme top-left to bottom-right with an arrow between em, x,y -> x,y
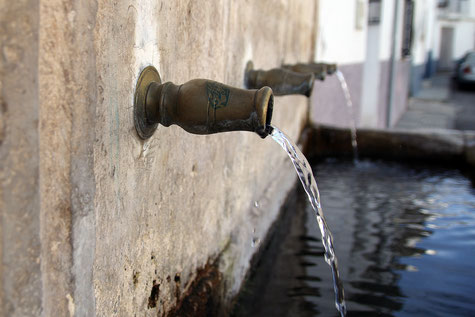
270,126 -> 347,317
335,70 -> 358,161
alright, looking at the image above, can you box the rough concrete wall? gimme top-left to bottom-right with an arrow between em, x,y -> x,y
92,1 -> 314,315
38,0 -> 99,315
0,0 -> 99,315
38,1 -> 74,315
0,1 -> 42,316
1,0 -> 316,316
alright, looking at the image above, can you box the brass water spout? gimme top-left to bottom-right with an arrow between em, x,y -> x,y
134,66 -> 274,139
282,63 -> 338,80
244,61 -> 315,97
325,63 -> 338,75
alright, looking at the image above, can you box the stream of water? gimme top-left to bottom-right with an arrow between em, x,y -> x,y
335,70 -> 358,161
270,126 -> 347,317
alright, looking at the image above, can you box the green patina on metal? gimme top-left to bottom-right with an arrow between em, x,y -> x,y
206,82 -> 230,110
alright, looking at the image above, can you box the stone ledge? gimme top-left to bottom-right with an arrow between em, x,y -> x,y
304,124 -> 475,168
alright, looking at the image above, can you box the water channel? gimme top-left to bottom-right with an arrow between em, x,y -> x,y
234,159 -> 475,316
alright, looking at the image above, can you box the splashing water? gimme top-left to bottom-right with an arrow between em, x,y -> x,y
270,126 -> 347,317
335,70 -> 358,161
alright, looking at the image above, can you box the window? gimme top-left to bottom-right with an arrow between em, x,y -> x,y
368,0 -> 382,25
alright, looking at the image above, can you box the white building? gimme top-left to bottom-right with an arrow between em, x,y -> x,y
436,0 -> 475,70
310,0 -> 475,129
410,0 -> 475,93
311,0 -> 412,128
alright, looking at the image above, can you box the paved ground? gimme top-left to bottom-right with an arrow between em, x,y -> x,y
396,73 -> 475,131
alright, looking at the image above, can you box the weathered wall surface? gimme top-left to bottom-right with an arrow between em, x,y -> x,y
1,0 -> 315,316
0,1 -> 42,316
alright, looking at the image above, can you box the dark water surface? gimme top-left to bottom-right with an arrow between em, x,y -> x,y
233,159 -> 475,317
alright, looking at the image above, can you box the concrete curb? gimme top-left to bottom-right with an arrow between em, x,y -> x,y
302,124 -> 475,168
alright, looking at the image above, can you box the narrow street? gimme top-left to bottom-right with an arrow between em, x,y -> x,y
396,73 -> 475,131
453,86 -> 475,130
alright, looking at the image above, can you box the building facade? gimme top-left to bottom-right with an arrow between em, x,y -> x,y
410,0 -> 475,94
310,0 -> 475,129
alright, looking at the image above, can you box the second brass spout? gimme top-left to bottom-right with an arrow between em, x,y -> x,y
245,61 -> 315,97
134,66 -> 274,140
283,63 -> 338,80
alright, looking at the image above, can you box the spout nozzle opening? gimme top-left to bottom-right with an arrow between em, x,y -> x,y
255,86 -> 274,138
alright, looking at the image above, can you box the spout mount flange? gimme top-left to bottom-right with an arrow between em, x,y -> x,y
134,66 -> 161,139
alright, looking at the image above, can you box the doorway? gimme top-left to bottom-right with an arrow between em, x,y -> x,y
438,27 -> 454,71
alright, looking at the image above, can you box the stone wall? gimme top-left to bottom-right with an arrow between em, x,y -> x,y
0,0 -> 316,315
0,1 -> 41,316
